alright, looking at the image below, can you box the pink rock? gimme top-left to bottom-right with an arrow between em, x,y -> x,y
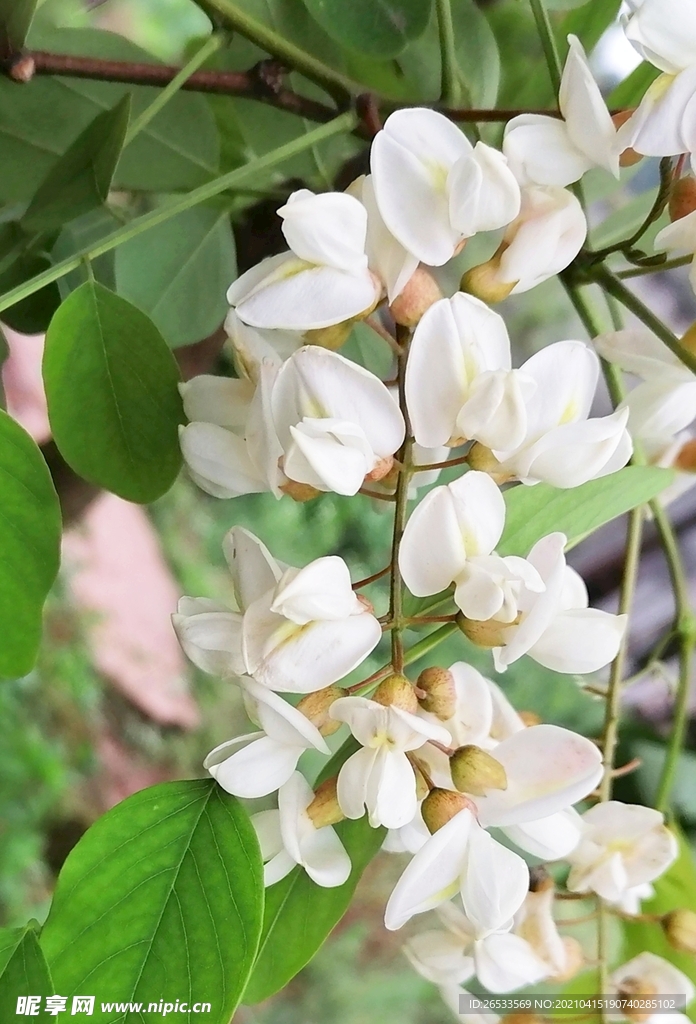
63,492 -> 200,730
1,329 -> 50,444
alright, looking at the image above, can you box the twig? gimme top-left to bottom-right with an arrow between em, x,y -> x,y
352,566 -> 391,590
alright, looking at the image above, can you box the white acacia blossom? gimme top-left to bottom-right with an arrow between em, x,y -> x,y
371,107 -> 521,266
252,772 -> 351,888
504,35 -> 619,187
610,952 -> 694,1023
329,695 -> 452,830
173,526 -> 381,693
228,189 -> 381,331
655,210 -> 696,294
567,801 -> 677,903
406,294 -> 532,451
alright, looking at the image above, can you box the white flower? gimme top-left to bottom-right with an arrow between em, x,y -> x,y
596,329 -> 696,444
251,771 -> 351,887
272,346 -> 405,496
385,808 -> 530,932
386,725 -> 602,931
617,68 -> 696,167
398,470 -> 545,622
567,801 -> 678,903
370,108 -> 521,266
623,0 -> 696,75
504,36 -> 619,187
405,294 -> 533,451
470,185 -> 587,296
492,532 -> 628,675
329,695 -> 452,829
504,808 -> 583,861
405,901 -> 549,995
225,308 -> 302,382
383,807 -> 431,854
203,678 -> 329,798
616,881 -> 655,916
492,340 -> 632,488
610,952 -> 694,1024
228,189 -> 381,330
655,210 -> 696,293
178,370 -> 283,499
349,174 -> 419,303
174,526 -> 381,693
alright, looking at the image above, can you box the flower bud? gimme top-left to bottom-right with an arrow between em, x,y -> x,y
450,744 -> 508,796
364,454 -> 395,483
456,611 -> 513,649
279,478 -> 322,502
297,686 -> 347,736
669,177 -> 696,223
416,666 -> 457,720
460,254 -> 516,305
663,908 -> 696,953
389,267 -> 443,327
467,442 -> 514,483
421,787 -> 474,834
304,319 -> 354,351
675,438 -> 696,472
306,776 -> 345,828
372,673 -> 418,713
612,110 -> 642,168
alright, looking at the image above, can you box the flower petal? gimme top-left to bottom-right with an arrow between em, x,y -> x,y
475,933 -> 549,993
179,422 -> 267,499
278,189 -> 369,273
461,822 -> 529,935
180,375 -> 254,430
504,115 -> 590,187
503,809 -> 583,860
399,484 -> 467,596
209,734 -> 302,797
223,525 -> 283,611
172,601 -> 244,676
271,557 -> 361,624
528,608 -> 627,674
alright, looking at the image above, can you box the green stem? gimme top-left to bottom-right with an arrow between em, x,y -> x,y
435,0 -> 461,107
124,34 -> 223,146
195,0 -> 358,101
594,265 -> 696,377
529,0 -> 563,96
588,157 -> 673,264
404,623 -> 459,667
652,500 -> 696,812
0,111 -> 357,316
390,328 -> 414,674
618,256 -> 692,279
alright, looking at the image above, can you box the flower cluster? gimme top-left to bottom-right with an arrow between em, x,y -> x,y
171,11 -> 696,1017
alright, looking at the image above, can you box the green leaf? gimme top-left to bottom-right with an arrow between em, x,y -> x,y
0,252 -> 62,335
115,205 -> 236,349
0,410 -> 61,678
498,466 -> 673,557
302,0 -> 431,57
0,27 -> 219,205
622,829 -> 696,1022
243,741 -> 386,1004
610,61 -> 660,108
22,96 -> 131,233
43,282 -> 184,504
0,0 -> 37,55
40,780 -> 264,1024
0,924 -> 54,1016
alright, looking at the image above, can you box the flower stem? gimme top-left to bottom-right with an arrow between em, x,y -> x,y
124,33 -> 223,146
435,0 -> 461,107
529,0 -> 563,96
618,256 -> 692,279
0,110 -> 358,316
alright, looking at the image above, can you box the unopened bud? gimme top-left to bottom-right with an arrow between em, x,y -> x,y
416,666 -> 457,720
612,110 -> 642,168
304,319 -> 354,350
306,776 -> 345,828
675,438 -> 696,472
364,454 -> 394,483
456,611 -> 513,649
461,255 -> 516,305
389,267 -> 443,327
466,442 -> 514,483
519,710 -> 542,727
279,478 -> 321,502
663,908 -> 696,953
616,978 -> 658,1022
450,744 -> 508,796
669,176 -> 696,223
421,787 -> 474,833
297,686 -> 346,736
372,673 -> 418,713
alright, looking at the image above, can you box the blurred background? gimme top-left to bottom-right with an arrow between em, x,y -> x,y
2,1 -> 696,1021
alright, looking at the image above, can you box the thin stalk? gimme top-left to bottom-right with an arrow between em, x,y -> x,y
588,157 -> 673,264
435,0 -> 461,107
194,0 -> 358,102
124,34 -> 223,145
529,0 -> 563,96
389,329 -> 414,674
594,266 -> 696,377
0,111 -> 357,316
619,256 -> 692,279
